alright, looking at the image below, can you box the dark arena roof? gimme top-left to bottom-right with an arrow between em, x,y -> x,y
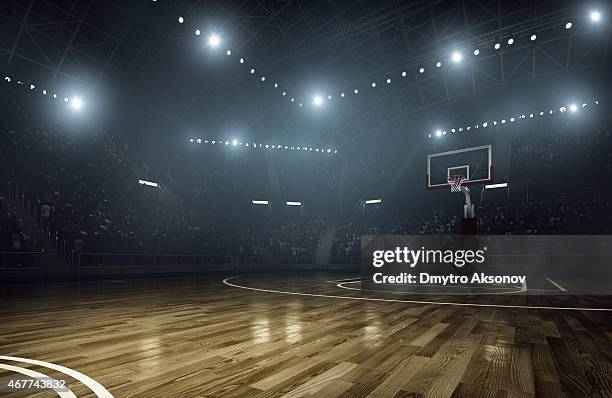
1,2 -> 612,397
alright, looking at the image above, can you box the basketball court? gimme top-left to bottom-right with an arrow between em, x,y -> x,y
1,273 -> 611,397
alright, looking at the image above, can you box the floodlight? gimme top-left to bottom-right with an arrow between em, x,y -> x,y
494,43 -> 500,50
493,121 -> 497,125
340,92 -> 345,97
401,71 -> 407,77
483,122 -> 488,128
139,179 -> 158,188
207,33 -> 221,48
178,16 -> 184,23
252,200 -> 269,205
70,97 -> 83,110
435,130 -> 442,137
549,110 -> 554,114
212,140 -> 216,144
232,140 -> 237,146
530,34 -> 537,41
282,91 -> 287,96
507,38 -> 514,45
428,134 -> 432,138
365,199 -> 382,204
239,58 -> 244,63
354,89 -> 359,94
298,103 -> 303,107
569,104 -> 578,112
30,84 -> 35,90
451,129 -> 456,133
42,90 -> 46,95
334,150 -> 338,154
466,126 -> 471,130
582,103 -> 587,108
485,182 -> 508,189
327,149 -> 331,153
501,119 -> 506,124
435,61 -> 442,68
529,113 -> 534,118
371,82 -> 376,87
559,106 -> 566,113
189,138 -> 194,142
510,117 -> 515,122
451,51 -> 463,63
313,95 -> 324,107
204,140 -> 208,143
196,138 -> 202,144
327,94 -> 332,100
4,76 -> 10,82
224,140 -> 229,145
226,50 -> 231,55
565,22 -> 572,29
273,83 -> 278,88
386,78 -> 391,84
265,144 -> 269,148
419,67 -> 425,73
261,76 -> 265,82
473,49 -> 480,55
290,98 -> 295,102
195,29 -> 201,36
590,11 -> 601,23
286,201 -> 302,206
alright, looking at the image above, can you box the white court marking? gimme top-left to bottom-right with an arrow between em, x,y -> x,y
546,277 -> 568,292
0,356 -> 113,398
223,276 -> 612,311
335,280 -> 526,295
0,363 -> 77,398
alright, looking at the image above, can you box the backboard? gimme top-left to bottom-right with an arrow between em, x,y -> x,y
426,144 -> 493,190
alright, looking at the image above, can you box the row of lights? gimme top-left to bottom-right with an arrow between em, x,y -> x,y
3,75 -> 84,111
188,138 -> 338,154
428,100 -> 599,138
174,9 -> 604,110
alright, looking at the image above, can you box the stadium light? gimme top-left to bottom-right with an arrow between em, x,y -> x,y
451,51 -> 463,64
531,34 -> 537,41
139,179 -> 158,188
232,140 -> 237,146
178,16 -> 184,24
569,104 -> 578,113
70,97 -> 84,111
195,29 -> 201,36
485,182 -> 508,189
207,33 -> 221,48
591,10 -> 601,23
473,49 -> 479,56
252,200 -> 269,205
435,61 -> 442,68
419,67 -> 425,74
286,201 -> 302,206
313,95 -> 324,107
365,199 -> 382,204
435,130 -> 442,137
507,38 -> 514,45
494,43 -> 501,50
565,22 -> 573,29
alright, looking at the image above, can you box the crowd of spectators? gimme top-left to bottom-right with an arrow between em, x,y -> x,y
2,87 -> 612,263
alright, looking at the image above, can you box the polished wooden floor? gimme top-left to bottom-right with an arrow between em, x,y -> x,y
1,274 -> 611,398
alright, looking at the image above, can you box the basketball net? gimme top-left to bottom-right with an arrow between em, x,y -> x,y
448,175 -> 466,193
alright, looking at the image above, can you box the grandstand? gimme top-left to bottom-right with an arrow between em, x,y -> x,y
1,1 -> 611,397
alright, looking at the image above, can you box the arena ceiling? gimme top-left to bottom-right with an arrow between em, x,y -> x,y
1,0 -> 610,152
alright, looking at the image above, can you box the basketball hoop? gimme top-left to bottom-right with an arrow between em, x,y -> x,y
448,175 -> 466,193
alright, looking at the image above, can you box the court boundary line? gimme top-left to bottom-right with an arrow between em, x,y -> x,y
335,280 -> 526,295
222,276 -> 612,311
